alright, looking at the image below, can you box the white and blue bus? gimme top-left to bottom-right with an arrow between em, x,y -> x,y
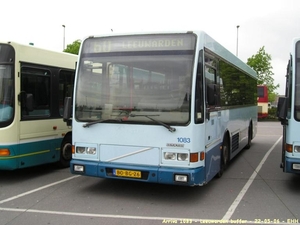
65,31 -> 257,186
278,37 -> 300,174
0,42 -> 77,170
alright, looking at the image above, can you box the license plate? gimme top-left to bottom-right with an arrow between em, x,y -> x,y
113,169 -> 142,178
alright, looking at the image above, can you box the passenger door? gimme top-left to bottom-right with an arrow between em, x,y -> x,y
19,65 -> 56,168
204,53 -> 222,181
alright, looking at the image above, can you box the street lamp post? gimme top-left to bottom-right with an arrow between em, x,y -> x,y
62,25 -> 65,51
236,25 -> 240,57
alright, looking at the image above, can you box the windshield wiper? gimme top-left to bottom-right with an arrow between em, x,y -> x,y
83,118 -> 122,128
82,110 -> 131,128
129,114 -> 176,133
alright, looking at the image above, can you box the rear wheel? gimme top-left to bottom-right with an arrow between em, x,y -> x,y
245,123 -> 252,149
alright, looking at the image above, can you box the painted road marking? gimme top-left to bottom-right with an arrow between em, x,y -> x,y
0,175 -> 80,204
222,136 -> 282,220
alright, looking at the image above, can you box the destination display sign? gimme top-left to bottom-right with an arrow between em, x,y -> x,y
82,33 -> 196,53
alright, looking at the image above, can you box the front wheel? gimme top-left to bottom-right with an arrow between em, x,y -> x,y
217,136 -> 229,178
58,134 -> 72,168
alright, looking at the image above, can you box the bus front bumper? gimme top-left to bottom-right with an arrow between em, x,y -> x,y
70,159 -> 206,186
284,157 -> 300,174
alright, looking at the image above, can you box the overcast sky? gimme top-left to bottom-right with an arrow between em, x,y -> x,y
2,0 -> 300,95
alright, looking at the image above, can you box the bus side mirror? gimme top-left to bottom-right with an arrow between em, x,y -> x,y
63,97 -> 72,126
277,97 -> 287,125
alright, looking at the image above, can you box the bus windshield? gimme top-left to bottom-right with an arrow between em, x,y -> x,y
0,64 -> 14,124
75,34 -> 196,125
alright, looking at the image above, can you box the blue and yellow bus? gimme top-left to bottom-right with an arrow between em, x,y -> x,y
0,42 -> 77,170
65,31 -> 257,186
278,37 -> 300,174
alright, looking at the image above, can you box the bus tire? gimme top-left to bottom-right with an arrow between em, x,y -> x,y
217,135 -> 229,178
58,133 -> 72,168
245,123 -> 252,149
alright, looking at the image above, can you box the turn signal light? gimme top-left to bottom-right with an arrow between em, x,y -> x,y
285,144 -> 293,153
0,149 -> 10,156
200,151 -> 205,161
190,153 -> 199,162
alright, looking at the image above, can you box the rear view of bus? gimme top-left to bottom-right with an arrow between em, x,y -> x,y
257,85 -> 268,119
278,38 -> 300,174
69,31 -> 257,186
0,42 -> 76,170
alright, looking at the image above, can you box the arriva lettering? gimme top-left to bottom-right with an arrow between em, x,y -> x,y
162,219 -> 178,223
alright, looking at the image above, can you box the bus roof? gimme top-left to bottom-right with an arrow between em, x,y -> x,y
198,31 -> 257,79
0,41 -> 77,69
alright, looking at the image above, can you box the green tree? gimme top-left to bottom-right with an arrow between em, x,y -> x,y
63,39 -> 81,55
247,46 -> 279,102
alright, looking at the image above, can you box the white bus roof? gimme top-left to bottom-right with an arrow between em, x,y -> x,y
0,41 -> 77,69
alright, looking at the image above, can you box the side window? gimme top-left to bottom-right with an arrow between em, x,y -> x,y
21,67 -> 50,118
195,51 -> 204,123
59,70 -> 74,116
205,53 -> 220,107
219,60 -> 256,107
205,65 -> 216,85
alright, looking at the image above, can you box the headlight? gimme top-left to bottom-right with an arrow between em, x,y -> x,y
74,165 -> 85,172
164,152 -> 176,160
76,146 -> 86,154
86,147 -> 96,155
164,152 -> 189,161
177,153 -> 188,161
76,146 -> 97,155
294,146 -> 300,153
292,164 -> 300,170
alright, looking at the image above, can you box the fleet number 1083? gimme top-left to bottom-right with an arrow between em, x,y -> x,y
177,137 -> 191,143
